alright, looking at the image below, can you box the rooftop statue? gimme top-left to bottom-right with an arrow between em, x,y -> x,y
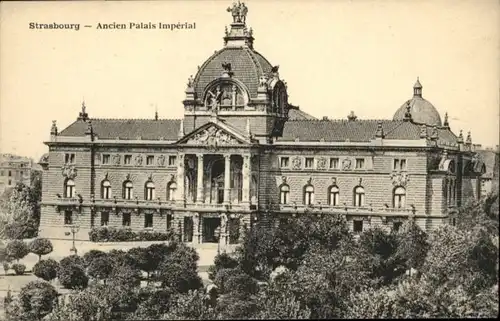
227,1 -> 248,24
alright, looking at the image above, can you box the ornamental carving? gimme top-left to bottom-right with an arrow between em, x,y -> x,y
291,156 -> 302,170
342,158 -> 352,171
187,126 -> 239,150
61,165 -> 78,179
134,155 -> 143,166
157,155 -> 166,167
316,157 -> 327,170
112,154 -> 121,165
390,172 -> 410,187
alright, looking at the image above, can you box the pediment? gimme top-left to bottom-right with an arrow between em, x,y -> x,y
176,122 -> 251,147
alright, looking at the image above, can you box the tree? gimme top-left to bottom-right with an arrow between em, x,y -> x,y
457,193 -> 499,236
57,257 -> 88,290
207,252 -> 238,281
353,227 -> 406,287
255,286 -> 312,319
422,225 -> 498,294
18,280 -> 58,320
394,220 -> 430,276
162,290 -> 216,320
29,238 -> 53,261
156,261 -> 203,293
3,183 -> 39,239
5,240 -> 29,263
83,249 -> 107,268
234,214 -> 353,280
87,255 -> 113,284
33,259 -> 58,282
133,287 -> 174,320
345,277 -> 480,318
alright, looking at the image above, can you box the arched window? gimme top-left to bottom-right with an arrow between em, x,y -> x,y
393,186 -> 406,208
280,184 -> 290,204
101,180 -> 112,199
167,182 -> 177,201
353,186 -> 365,207
64,179 -> 75,198
328,186 -> 339,206
304,185 -> 315,205
123,181 -> 133,200
145,181 -> 155,200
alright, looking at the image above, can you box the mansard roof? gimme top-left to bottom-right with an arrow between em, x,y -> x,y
59,118 -> 181,140
281,119 -> 458,146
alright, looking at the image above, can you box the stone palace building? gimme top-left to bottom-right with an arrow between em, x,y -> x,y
38,3 -> 485,243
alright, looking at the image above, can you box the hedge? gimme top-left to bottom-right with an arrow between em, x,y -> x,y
89,227 -> 174,242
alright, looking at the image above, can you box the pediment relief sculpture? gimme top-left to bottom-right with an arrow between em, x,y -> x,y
204,81 -> 248,110
186,126 -> 241,148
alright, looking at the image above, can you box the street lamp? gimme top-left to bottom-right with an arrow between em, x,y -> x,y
69,224 -> 80,255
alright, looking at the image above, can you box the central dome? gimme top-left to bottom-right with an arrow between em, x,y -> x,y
193,46 -> 273,100
393,78 -> 442,127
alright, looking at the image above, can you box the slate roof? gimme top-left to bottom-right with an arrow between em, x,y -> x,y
59,119 -> 181,141
281,119 -> 458,144
288,108 -> 317,120
193,47 -> 273,100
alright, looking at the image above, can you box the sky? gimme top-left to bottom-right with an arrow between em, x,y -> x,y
0,0 -> 499,161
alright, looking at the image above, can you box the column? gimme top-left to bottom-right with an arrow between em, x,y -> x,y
176,153 -> 185,205
224,154 -> 231,204
196,154 -> 204,203
242,154 -> 251,204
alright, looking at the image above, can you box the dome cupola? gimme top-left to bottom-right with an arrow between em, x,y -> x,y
393,78 -> 442,127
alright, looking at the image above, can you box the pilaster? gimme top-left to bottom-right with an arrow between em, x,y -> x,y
224,154 -> 231,204
196,154 -> 204,203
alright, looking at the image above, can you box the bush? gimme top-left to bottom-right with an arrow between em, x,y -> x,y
58,256 -> 88,290
208,252 -> 238,280
5,240 -> 29,263
19,280 -> 58,320
28,238 -> 53,261
33,259 -> 58,282
157,261 -> 203,293
88,255 -> 113,283
12,263 -> 26,275
83,249 -> 107,268
88,226 -> 174,242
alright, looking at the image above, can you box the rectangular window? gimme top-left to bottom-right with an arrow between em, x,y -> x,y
452,218 -> 457,226
400,159 -> 407,171
65,153 -> 75,164
167,214 -> 173,230
394,158 -> 407,171
393,221 -> 402,232
102,154 -> 110,165
122,213 -> 131,227
168,156 -> 177,166
146,155 -> 154,166
8,171 -> 11,177
20,171 -> 23,176
329,158 -> 339,169
353,220 -> 363,233
280,157 -> 289,168
64,211 -> 73,225
355,158 -> 365,169
8,180 -> 11,186
124,155 -> 132,165
144,213 -> 153,228
305,157 -> 314,169
100,211 -> 109,226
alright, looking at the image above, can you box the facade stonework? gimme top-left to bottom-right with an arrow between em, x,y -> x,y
38,4 -> 484,244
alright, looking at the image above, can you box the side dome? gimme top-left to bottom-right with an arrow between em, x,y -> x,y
193,47 -> 273,100
393,78 -> 442,127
